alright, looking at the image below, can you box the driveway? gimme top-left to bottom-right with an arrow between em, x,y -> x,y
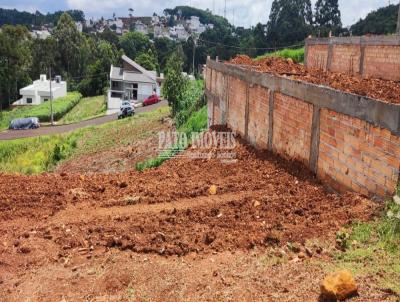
0,100 -> 168,141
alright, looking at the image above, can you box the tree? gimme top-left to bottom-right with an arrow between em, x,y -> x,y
266,0 -> 313,47
78,40 -> 121,97
0,25 -> 31,108
53,13 -> 87,77
135,51 -> 157,71
154,38 -> 177,72
162,49 -> 188,116
30,37 -> 58,79
119,31 -> 152,59
315,0 -> 342,36
350,4 -> 399,36
252,23 -> 268,56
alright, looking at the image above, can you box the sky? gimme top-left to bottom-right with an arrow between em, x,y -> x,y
0,0 -> 393,28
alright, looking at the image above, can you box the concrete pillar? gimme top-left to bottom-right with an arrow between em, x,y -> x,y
268,90 -> 275,151
309,106 -> 321,174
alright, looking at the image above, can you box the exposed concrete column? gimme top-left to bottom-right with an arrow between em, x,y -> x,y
326,43 -> 334,71
244,83 -> 250,140
359,44 -> 366,77
268,89 -> 275,151
309,105 -> 321,174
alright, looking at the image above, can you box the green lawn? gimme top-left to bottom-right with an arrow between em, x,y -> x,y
59,95 -> 106,124
0,107 -> 170,175
314,191 -> 400,296
0,92 -> 82,130
257,47 -> 305,64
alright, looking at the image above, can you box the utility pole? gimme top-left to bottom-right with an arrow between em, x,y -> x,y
49,67 -> 54,126
224,0 -> 227,19
192,35 -> 198,76
397,1 -> 400,34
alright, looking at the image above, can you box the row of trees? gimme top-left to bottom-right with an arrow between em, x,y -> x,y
0,13 -> 123,109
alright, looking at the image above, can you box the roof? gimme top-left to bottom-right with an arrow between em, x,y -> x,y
20,79 -> 64,94
109,56 -> 157,84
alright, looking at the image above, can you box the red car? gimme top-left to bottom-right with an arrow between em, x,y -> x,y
143,95 -> 161,106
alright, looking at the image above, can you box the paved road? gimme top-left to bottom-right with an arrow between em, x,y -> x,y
0,100 -> 168,141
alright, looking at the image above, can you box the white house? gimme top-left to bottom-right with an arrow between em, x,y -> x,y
15,75 -> 67,106
108,55 -> 162,109
30,30 -> 51,40
134,21 -> 148,35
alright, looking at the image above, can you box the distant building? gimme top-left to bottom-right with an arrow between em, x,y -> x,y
108,55 -> 162,109
134,21 -> 148,34
75,22 -> 83,32
30,30 -> 51,40
15,75 -> 67,106
170,24 -> 189,40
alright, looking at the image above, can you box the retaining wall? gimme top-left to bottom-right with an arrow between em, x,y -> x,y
205,59 -> 400,198
305,36 -> 400,81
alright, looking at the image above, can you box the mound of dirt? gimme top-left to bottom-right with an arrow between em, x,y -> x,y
229,55 -> 400,104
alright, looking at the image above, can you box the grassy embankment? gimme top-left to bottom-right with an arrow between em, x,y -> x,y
135,80 -> 207,171
0,92 -> 82,130
59,95 -> 106,124
257,47 -> 305,64
320,191 -> 400,295
0,107 -> 170,174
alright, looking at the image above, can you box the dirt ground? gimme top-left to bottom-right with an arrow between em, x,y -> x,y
230,55 -> 400,104
0,130 -> 395,301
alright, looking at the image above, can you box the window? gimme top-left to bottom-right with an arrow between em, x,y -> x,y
112,81 -> 119,89
132,83 -> 138,89
27,98 -> 32,104
44,99 -> 49,102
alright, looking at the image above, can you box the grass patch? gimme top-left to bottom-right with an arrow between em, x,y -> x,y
0,92 -> 82,130
318,193 -> 400,296
0,107 -> 170,174
257,47 -> 305,64
135,106 -> 208,171
59,95 -> 106,124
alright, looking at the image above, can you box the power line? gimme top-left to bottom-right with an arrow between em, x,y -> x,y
197,38 -> 304,51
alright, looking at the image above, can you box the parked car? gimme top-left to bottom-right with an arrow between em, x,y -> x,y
118,105 -> 135,119
121,101 -> 131,108
143,95 -> 161,106
9,117 -> 40,130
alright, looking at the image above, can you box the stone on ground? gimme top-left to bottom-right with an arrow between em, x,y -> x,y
320,270 -> 358,301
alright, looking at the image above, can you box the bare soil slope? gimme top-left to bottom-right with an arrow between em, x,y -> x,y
0,131 -> 390,301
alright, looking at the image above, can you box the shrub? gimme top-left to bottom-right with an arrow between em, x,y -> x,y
0,92 -> 82,130
257,47 -> 305,64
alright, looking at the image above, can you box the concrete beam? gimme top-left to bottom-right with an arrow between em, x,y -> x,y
206,59 -> 400,135
306,35 -> 400,46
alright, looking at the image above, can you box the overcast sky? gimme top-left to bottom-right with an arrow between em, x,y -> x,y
0,0 -> 393,28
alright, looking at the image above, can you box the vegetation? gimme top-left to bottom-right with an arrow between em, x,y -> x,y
257,47 -> 305,63
321,191 -> 400,295
162,49 -> 189,116
0,8 -> 85,27
266,0 -> 313,47
350,4 -> 399,36
135,106 -> 207,172
59,95 -> 106,124
0,107 -> 170,174
0,92 -> 82,130
314,0 -> 342,36
136,78 -> 206,172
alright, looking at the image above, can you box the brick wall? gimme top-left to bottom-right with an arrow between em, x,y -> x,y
247,85 -> 269,149
205,58 -> 400,198
330,44 -> 361,75
318,109 -> 400,196
227,77 -> 247,137
273,93 -> 313,165
305,36 -> 400,81
306,44 -> 328,71
363,46 -> 400,81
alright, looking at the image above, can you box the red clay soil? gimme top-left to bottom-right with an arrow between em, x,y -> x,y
0,129 -> 384,300
229,55 -> 400,104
